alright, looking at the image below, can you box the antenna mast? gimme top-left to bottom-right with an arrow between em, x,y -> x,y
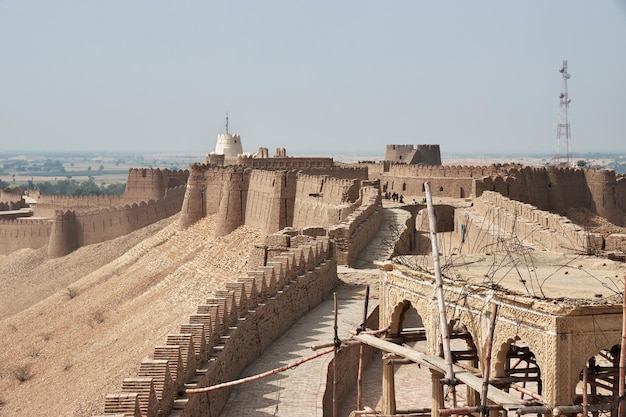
226,112 -> 229,135
555,60 -> 572,167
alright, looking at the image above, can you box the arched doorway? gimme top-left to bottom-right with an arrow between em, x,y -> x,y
575,345 -> 620,417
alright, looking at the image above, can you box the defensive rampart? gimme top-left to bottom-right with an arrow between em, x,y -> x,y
455,191 -> 595,254
94,235 -> 337,417
226,155 -> 334,170
35,168 -> 189,217
47,185 -> 186,257
292,174 -> 361,229
0,217 -> 52,255
379,164 -> 626,226
180,165 -> 368,236
329,184 -> 383,266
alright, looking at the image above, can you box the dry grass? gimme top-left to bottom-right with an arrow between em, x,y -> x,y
11,364 -> 33,383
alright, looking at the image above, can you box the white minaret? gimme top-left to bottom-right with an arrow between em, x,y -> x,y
214,113 -> 243,158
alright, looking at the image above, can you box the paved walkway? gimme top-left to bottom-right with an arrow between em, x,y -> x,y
219,284 -> 372,416
220,205 -> 421,416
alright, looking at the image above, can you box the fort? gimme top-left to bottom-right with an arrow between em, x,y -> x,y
0,168 -> 189,257
1,142 -> 626,417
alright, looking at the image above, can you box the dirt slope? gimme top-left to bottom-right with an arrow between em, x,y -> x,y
0,214 -> 262,416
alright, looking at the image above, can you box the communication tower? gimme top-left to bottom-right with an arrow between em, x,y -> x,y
555,60 -> 572,166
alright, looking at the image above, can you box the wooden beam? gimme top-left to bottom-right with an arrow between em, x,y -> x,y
353,334 -> 525,411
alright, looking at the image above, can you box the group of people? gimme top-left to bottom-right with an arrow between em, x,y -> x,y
384,191 -> 404,203
384,191 -> 426,206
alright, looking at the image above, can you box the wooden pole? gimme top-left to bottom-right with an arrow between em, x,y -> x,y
481,304 -> 499,417
333,292 -> 339,417
424,181 -> 457,407
617,275 -> 626,417
357,285 -> 370,411
382,353 -> 397,414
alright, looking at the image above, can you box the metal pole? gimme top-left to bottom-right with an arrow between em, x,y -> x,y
424,181 -> 457,407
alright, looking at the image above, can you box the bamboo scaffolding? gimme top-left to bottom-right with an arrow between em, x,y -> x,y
424,181 -> 457,408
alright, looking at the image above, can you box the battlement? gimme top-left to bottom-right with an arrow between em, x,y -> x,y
386,144 -> 415,150
385,143 -> 441,165
458,191 -> 591,254
97,235 -> 336,417
180,165 -> 369,235
47,186 -> 186,257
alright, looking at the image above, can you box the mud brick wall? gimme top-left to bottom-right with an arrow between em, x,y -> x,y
322,306 -> 380,417
47,186 -> 185,257
457,191 -> 593,254
0,218 -> 52,254
96,236 -> 337,417
329,185 -> 383,266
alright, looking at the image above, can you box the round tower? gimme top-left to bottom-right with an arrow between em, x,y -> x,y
214,114 -> 243,158
215,133 -> 243,158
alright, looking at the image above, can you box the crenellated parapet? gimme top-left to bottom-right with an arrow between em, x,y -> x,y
382,163 -> 625,226
457,191 -> 595,254
328,183 -> 383,266
0,216 -> 53,255
384,144 -> 442,165
45,185 -> 186,258
124,168 -> 189,202
94,235 -> 336,417
180,165 -> 371,236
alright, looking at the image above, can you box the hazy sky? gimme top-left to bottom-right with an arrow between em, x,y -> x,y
1,1 -> 625,156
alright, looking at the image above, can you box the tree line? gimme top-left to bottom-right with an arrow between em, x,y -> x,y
0,178 -> 126,196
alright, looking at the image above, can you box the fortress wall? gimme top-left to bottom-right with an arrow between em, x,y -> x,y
244,170 -> 297,234
476,167 -> 624,226
386,163 -> 511,179
329,185 -> 383,266
584,168 -> 625,226
385,144 -> 416,163
292,174 -> 361,229
214,169 -> 251,236
298,166 -> 368,180
47,186 -> 186,258
179,165 -> 233,230
99,237 -> 337,417
415,144 -> 442,165
383,175 -> 474,199
0,218 -> 52,255
322,306 -> 380,416
0,188 -> 24,203
0,199 -> 27,211
124,168 -> 189,201
458,191 -> 590,254
231,156 -> 334,170
36,194 -> 126,211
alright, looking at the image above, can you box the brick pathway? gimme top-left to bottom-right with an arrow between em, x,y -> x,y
219,284 -> 373,417
220,205 -> 428,416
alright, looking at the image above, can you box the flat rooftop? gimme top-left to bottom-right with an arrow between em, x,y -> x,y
394,251 -> 626,310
